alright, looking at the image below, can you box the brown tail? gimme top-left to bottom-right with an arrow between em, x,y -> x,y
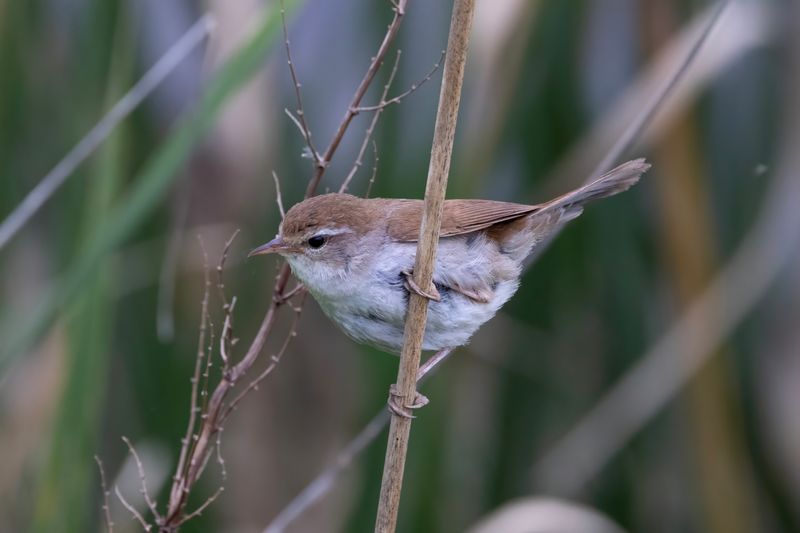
536,158 -> 650,221
490,159 -> 649,262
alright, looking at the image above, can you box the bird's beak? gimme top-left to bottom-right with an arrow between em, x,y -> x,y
248,236 -> 291,257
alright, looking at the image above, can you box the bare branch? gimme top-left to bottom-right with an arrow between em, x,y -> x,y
272,171 -> 287,220
221,293 -> 307,425
216,431 -> 228,481
95,455 -> 115,533
340,50 -> 402,194
216,229 -> 240,308
115,485 -> 152,532
352,50 -> 444,114
219,296 -> 237,367
273,282 -> 305,305
303,0 -> 409,197
280,0 -> 321,165
366,140 -> 379,198
0,14 -> 215,251
217,230 -> 240,369
169,237 -> 211,517
176,486 -> 225,527
121,437 -> 160,523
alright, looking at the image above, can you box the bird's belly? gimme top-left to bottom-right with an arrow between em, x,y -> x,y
315,278 -> 519,354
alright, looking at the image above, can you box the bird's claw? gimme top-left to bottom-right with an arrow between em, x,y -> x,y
402,270 -> 441,302
387,384 -> 429,419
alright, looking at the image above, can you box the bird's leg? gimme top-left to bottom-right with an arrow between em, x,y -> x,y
401,269 -> 441,302
387,384 -> 430,419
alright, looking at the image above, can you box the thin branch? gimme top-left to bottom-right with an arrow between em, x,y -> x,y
169,237 -> 211,517
303,0 -> 409,197
366,140 -> 379,198
340,50 -> 402,194
95,455 -> 115,533
199,298 -> 216,425
0,14 -> 215,251
219,297 -> 236,367
375,1 -> 475,530
280,0 -> 321,165
115,485 -> 152,532
273,282 -> 304,305
175,486 -> 225,527
221,293 -> 306,425
216,431 -> 228,481
352,50 -> 444,114
216,229 -> 240,309
122,437 -> 161,523
272,171 -> 286,220
217,230 -> 240,368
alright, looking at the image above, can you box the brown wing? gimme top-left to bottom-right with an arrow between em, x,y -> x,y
384,159 -> 650,243
386,199 -> 538,242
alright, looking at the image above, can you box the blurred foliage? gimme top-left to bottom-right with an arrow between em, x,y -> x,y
1,1 -> 798,533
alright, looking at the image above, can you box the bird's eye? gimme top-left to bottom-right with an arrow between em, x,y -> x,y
307,235 -> 327,249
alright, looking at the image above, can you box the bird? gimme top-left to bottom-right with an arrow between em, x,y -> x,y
250,159 -> 649,357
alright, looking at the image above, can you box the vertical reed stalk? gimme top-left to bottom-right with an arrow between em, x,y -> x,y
373,1 -> 475,531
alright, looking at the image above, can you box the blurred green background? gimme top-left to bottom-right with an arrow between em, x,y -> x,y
1,0 -> 799,532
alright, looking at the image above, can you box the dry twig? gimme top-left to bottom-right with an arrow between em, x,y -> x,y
340,49 -> 443,193
122,437 -> 161,523
366,140 -> 379,198
339,50 -> 403,193
271,171 -> 287,220
95,455 -> 115,533
115,485 -> 152,532
303,0 -> 408,197
280,1 -> 321,166
352,50 -> 444,114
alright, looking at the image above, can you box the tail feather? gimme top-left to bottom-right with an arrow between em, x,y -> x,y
497,159 -> 649,261
537,158 -> 650,218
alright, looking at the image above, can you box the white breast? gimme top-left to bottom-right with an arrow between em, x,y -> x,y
287,233 -> 523,354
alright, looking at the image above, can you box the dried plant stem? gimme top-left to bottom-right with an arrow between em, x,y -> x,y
352,50 -> 444,114
304,0 -> 408,197
340,50 -> 402,193
115,485 -> 152,532
280,1 -> 321,165
122,436 -> 160,522
374,1 -> 475,531
95,456 -> 115,533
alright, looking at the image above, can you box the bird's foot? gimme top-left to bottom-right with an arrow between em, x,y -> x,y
387,384 -> 429,419
401,270 -> 441,302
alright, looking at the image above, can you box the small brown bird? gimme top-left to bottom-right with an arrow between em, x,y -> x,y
250,159 -> 649,355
